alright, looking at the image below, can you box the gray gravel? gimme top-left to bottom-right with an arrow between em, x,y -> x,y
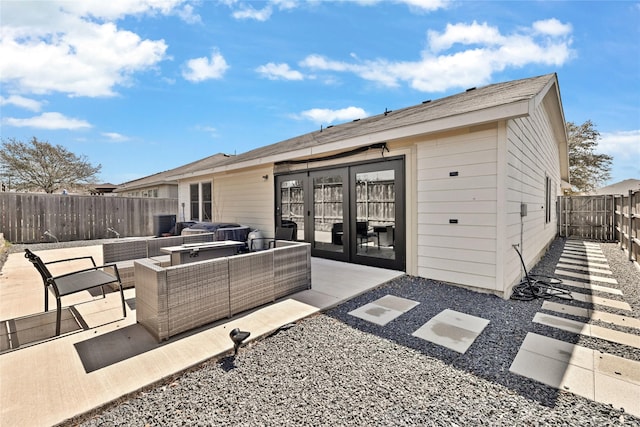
18,238 -> 640,426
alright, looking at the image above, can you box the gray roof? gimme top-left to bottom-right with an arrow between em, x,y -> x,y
208,73 -> 558,169
115,153 -> 231,189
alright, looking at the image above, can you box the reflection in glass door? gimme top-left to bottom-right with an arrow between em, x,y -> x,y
277,175 -> 305,241
351,159 -> 404,270
311,170 -> 347,260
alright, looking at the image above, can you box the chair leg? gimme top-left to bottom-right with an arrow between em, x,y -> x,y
119,284 -> 127,318
44,288 -> 49,312
55,297 -> 61,336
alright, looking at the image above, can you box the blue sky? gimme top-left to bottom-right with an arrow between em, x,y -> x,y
1,0 -> 638,186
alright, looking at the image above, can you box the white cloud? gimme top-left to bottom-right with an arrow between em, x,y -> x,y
233,5 -> 273,21
2,112 -> 91,130
182,50 -> 229,82
102,132 -> 130,142
427,21 -> 504,53
0,1 -> 191,97
300,19 -> 574,92
0,95 -> 43,112
599,130 -> 640,159
176,4 -> 202,24
397,0 -> 451,12
532,18 -> 572,37
297,107 -> 368,125
195,125 -> 220,138
227,0 -> 299,21
256,63 -> 304,80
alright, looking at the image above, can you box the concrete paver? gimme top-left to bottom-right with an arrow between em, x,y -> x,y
348,295 -> 419,326
412,309 -> 490,353
510,241 -> 640,417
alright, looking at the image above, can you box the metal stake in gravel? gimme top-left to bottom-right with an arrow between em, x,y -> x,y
229,328 -> 250,355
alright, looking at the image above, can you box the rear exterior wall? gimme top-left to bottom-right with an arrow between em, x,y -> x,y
503,101 -> 562,296
416,126 -> 500,292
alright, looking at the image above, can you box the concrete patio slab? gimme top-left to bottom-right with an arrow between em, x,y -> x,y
0,245 -> 403,426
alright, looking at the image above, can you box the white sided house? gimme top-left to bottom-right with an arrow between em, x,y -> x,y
169,73 -> 569,299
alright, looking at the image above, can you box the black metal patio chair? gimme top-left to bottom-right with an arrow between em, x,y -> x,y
24,248 -> 127,336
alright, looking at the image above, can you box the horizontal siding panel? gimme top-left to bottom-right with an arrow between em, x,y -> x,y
417,235 -> 496,252
418,163 -> 497,181
418,212 -> 496,227
416,129 -> 498,159
420,224 -> 497,239
417,267 -> 496,290
418,188 -> 496,203
417,175 -> 496,191
418,246 -> 496,265
418,201 -> 497,214
419,257 -> 496,277
418,138 -> 497,159
215,168 -> 273,231
417,149 -> 497,169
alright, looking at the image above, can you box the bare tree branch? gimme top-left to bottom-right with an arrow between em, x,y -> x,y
0,137 -> 101,193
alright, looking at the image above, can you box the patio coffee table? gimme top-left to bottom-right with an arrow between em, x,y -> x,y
160,240 -> 245,265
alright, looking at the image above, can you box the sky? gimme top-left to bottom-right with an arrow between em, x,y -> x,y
1,0 -> 639,187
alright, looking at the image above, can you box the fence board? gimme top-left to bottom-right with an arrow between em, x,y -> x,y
0,193 -> 178,243
559,191 -> 639,264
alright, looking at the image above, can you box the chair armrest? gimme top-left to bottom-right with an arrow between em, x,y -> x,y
45,255 -> 97,267
48,263 -> 121,282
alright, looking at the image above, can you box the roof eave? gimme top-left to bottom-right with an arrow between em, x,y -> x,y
199,100 -> 532,176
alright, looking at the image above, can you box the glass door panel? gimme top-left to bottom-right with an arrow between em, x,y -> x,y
311,170 -> 348,260
276,175 -> 305,241
351,159 -> 404,270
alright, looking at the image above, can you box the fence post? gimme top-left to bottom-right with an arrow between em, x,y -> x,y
630,190 -> 634,262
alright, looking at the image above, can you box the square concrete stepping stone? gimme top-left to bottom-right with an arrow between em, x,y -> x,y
510,333 -> 640,417
412,309 -> 489,353
541,301 -> 640,330
510,333 -> 595,399
348,295 -> 419,326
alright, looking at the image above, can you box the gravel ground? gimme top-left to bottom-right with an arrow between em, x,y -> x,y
7,238 -> 639,426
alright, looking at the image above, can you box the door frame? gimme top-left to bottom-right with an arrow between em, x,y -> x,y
274,156 -> 406,271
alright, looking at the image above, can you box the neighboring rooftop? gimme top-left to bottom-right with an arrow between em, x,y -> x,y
114,153 -> 232,191
594,179 -> 640,195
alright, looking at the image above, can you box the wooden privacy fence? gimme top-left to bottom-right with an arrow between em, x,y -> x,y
0,192 -> 178,243
558,190 -> 639,263
558,195 -> 615,241
614,190 -> 639,263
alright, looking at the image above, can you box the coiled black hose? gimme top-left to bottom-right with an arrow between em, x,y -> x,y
510,245 -> 572,301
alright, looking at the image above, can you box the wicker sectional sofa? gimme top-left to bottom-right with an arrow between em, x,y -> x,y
134,241 -> 311,341
102,233 -> 218,288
